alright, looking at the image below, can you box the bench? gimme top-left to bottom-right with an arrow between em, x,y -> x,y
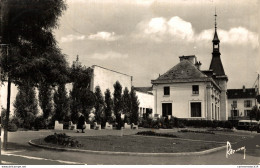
54,120 -> 63,131
105,122 -> 113,130
132,124 -> 138,130
94,122 -> 101,130
124,123 -> 131,129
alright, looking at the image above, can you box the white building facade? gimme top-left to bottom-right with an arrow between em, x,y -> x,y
90,65 -> 132,95
227,86 -> 258,119
152,56 -> 222,120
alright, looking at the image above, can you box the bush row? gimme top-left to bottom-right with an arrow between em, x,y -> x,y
138,117 -> 235,129
136,131 -> 178,138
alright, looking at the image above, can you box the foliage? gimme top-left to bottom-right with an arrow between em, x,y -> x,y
122,87 -> 131,123
69,63 -> 94,123
38,83 -> 53,120
139,117 -> 234,129
13,82 -> 38,129
129,87 -> 140,125
44,133 -> 82,148
113,81 -> 123,129
7,123 -> 18,132
0,0 -> 69,85
250,106 -> 260,121
104,89 -> 113,123
136,131 -> 178,138
178,129 -> 215,134
94,86 -> 105,124
53,84 -> 70,122
34,116 -> 47,130
1,108 -> 7,127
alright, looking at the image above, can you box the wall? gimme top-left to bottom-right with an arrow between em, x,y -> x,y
153,82 -> 207,119
136,91 -> 154,116
90,65 -> 132,95
217,79 -> 228,120
227,98 -> 257,117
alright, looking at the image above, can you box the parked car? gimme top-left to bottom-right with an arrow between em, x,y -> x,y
237,120 -> 259,130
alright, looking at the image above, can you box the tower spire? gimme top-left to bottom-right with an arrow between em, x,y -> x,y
214,7 -> 217,30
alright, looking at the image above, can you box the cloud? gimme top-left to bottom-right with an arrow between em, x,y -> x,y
90,51 -> 128,60
197,27 -> 259,48
138,16 -> 258,48
167,16 -> 194,41
60,34 -> 85,43
88,32 -> 119,41
140,16 -> 194,42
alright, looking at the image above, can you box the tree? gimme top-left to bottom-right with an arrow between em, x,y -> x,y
0,0 -> 68,149
13,82 -> 39,129
122,87 -> 131,123
53,84 -> 70,122
38,83 -> 53,121
251,106 -> 260,121
94,86 -> 105,124
113,81 -> 123,129
130,87 -> 140,125
69,59 -> 94,123
104,89 -> 113,123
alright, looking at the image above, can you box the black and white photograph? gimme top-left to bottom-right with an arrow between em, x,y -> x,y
0,0 -> 260,166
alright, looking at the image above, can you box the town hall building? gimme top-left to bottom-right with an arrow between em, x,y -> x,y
151,14 -> 228,121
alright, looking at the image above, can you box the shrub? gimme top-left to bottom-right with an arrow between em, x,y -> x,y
136,131 -> 178,138
8,123 -> 18,132
34,116 -> 46,130
178,129 -> 214,134
44,133 -> 83,148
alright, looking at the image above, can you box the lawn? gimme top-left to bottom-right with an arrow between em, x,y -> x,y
32,134 -> 223,153
31,130 -> 254,153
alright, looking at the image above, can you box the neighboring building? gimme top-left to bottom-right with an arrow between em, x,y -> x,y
90,65 -> 133,95
227,86 -> 258,120
151,14 -> 228,120
134,87 -> 154,118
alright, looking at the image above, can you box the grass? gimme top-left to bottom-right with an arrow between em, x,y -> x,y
33,134 -> 223,153
31,130 -> 255,153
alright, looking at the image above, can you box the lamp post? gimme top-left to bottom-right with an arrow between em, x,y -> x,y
0,44 -> 10,150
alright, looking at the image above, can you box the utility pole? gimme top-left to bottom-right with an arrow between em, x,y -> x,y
0,0 -> 11,150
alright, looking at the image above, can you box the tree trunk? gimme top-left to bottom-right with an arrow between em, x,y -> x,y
3,77 -> 11,150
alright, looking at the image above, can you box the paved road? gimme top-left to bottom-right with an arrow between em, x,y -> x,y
1,129 -> 260,165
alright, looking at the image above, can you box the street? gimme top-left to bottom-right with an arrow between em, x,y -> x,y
1,129 -> 260,165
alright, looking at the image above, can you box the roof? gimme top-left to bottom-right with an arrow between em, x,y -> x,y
227,88 -> 257,99
209,56 -> 226,76
153,60 -> 207,81
212,31 -> 220,43
151,60 -> 221,90
91,65 -> 132,77
134,87 -> 153,94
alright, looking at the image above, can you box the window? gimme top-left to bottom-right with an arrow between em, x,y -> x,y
232,110 -> 238,117
192,85 -> 199,95
244,100 -> 252,108
244,110 -> 251,117
162,103 -> 172,117
190,102 -> 201,117
164,86 -> 170,96
232,101 -> 237,108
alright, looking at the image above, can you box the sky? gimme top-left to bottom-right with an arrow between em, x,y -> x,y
54,0 -> 260,89
0,0 -> 260,113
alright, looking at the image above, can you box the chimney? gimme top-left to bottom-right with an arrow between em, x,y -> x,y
195,61 -> 202,70
243,85 -> 246,92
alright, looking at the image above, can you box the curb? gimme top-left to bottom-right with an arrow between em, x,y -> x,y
28,140 -> 226,156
